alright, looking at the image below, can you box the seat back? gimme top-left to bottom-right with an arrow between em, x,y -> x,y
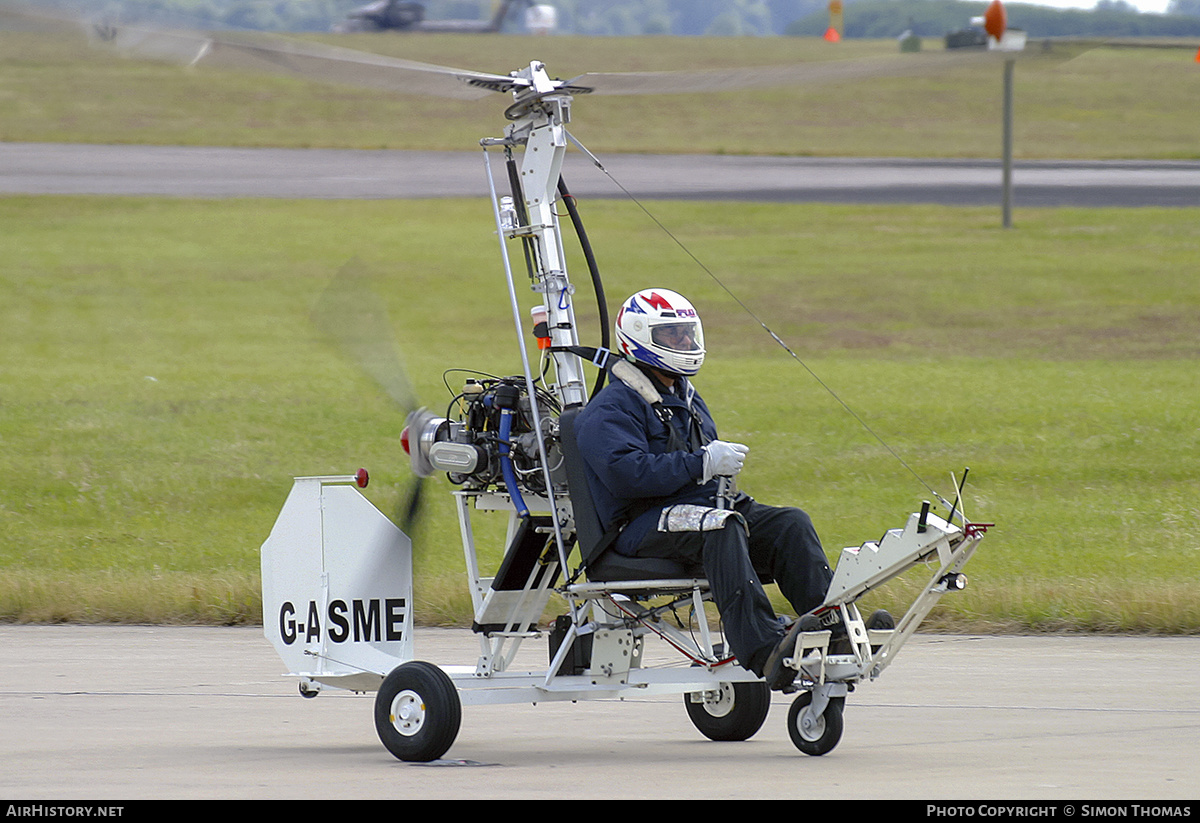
558,406 -> 697,582
557,406 -> 607,566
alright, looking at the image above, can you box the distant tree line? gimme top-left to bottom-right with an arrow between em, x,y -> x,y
784,0 -> 1200,38
30,0 -> 1200,35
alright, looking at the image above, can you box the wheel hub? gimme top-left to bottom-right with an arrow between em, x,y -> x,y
798,706 -> 826,741
697,683 -> 735,718
389,689 -> 426,737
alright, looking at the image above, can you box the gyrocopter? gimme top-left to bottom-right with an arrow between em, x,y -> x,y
7,3 -> 1002,761
252,55 -> 995,761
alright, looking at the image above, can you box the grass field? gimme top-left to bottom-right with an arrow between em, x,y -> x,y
2,195 -> 1198,632
2,28 -> 1200,158
2,23 -> 1198,632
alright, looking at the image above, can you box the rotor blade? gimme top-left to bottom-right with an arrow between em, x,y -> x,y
311,261 -> 419,412
4,3 -> 1038,103
181,31 -> 524,99
1,3 -> 522,100
568,50 -> 1012,96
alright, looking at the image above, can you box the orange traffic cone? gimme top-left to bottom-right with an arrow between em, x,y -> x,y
824,27 -> 841,42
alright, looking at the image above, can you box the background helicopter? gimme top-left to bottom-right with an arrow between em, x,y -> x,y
335,0 -> 550,34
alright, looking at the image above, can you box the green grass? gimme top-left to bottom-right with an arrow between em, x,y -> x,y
3,23 -> 1198,631
2,29 -> 1199,158
2,196 -> 1198,632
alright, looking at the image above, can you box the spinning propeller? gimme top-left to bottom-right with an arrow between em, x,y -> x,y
310,262 -> 429,534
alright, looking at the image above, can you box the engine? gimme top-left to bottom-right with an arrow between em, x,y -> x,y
400,375 -> 563,503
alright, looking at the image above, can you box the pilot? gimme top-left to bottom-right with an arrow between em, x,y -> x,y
573,287 -> 835,690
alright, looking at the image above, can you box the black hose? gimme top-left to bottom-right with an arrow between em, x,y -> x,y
557,176 -> 609,398
505,151 -> 537,280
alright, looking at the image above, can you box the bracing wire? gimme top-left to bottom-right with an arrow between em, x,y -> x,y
565,129 -> 954,512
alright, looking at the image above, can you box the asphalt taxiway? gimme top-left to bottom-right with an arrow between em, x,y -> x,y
2,625 -> 1197,800
3,143 -> 1199,206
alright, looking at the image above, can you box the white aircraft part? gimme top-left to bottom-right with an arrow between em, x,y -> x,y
261,476 -> 413,689
825,510 -> 960,607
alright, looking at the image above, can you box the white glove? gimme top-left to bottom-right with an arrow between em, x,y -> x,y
701,440 -> 749,483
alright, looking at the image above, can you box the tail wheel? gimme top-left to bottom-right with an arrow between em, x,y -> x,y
684,680 -> 771,742
787,691 -> 844,756
374,661 -> 462,762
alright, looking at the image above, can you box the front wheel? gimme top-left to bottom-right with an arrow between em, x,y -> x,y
374,661 -> 462,762
684,680 -> 771,742
787,690 -> 844,756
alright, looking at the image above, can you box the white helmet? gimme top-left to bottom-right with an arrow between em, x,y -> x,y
614,288 -> 706,377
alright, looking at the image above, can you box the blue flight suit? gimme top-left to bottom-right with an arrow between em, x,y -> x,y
574,365 -> 833,676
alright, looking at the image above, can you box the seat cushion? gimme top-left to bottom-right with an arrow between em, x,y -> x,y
586,551 -> 701,583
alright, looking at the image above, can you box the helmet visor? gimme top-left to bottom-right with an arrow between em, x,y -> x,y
651,321 -> 703,353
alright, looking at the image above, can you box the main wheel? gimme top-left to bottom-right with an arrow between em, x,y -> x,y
684,680 -> 771,742
787,691 -> 844,756
374,661 -> 462,762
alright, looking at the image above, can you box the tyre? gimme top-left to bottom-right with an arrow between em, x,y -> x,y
374,661 -> 462,762
787,690 -> 844,756
684,680 -> 771,742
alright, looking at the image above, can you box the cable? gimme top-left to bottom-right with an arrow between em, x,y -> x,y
565,128 -> 952,511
